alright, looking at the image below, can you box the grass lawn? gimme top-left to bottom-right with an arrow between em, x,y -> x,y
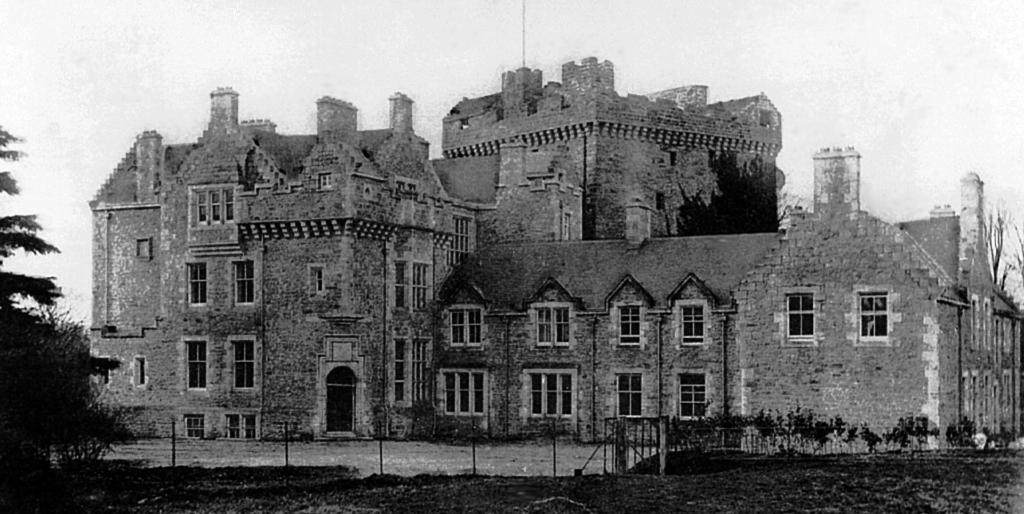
9,451 -> 1024,513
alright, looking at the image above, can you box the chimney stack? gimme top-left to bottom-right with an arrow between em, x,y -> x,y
625,196 -> 651,246
209,87 -> 239,134
316,96 -> 358,144
959,173 -> 985,274
389,93 -> 414,133
135,130 -> 163,201
813,146 -> 861,218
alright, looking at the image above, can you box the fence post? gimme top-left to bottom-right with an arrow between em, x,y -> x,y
659,417 -> 667,475
171,418 -> 177,468
284,422 -> 290,467
552,417 -> 557,477
614,419 -> 627,474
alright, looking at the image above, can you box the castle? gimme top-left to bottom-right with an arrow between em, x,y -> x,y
90,58 -> 1020,442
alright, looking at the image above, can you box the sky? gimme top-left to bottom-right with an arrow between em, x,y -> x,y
2,0 -> 1023,321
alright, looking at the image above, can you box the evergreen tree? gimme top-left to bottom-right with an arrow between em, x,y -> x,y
0,126 -> 60,322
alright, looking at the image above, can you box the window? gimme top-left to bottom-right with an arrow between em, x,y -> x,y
679,373 -> 706,418
188,263 -> 207,305
619,305 -> 641,345
787,293 -> 814,340
187,340 -> 207,389
448,217 -> 471,266
617,374 -> 642,417
233,340 -> 254,389
194,187 -> 234,226
680,305 -> 704,345
459,118 -> 469,130
537,307 -> 570,346
309,266 -> 324,296
443,371 -> 485,415
412,340 -> 429,402
135,357 -> 146,386
669,151 -> 678,167
136,238 -> 152,260
529,373 -> 573,417
655,192 -> 665,211
394,340 -> 406,402
971,296 -> 979,348
394,261 -> 407,308
859,293 -> 888,338
450,308 -> 482,346
226,414 -> 256,439
561,212 -> 571,241
184,414 -> 204,438
412,263 -> 429,310
234,261 -> 255,304
318,173 -> 332,190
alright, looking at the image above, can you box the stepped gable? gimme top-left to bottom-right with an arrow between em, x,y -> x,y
445,232 -> 779,311
91,150 -> 138,205
433,155 -> 500,203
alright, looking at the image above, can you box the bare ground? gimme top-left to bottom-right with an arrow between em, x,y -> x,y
19,450 -> 1024,513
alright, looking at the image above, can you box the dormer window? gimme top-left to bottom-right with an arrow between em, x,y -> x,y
536,305 -> 570,347
619,305 -> 642,346
193,186 -> 235,226
450,307 -> 482,347
676,300 -> 706,346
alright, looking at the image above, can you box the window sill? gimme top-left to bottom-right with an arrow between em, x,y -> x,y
855,337 -> 891,347
618,342 -> 641,348
782,337 -> 816,347
679,341 -> 705,347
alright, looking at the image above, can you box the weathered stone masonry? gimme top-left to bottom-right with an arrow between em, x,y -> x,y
91,58 -> 1022,443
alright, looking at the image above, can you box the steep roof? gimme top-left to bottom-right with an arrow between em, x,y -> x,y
433,155 -> 500,203
251,133 -> 318,179
447,94 -> 501,118
898,217 -> 960,281
443,233 -> 780,311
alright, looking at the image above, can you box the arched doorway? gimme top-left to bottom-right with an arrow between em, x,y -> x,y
326,367 -> 356,433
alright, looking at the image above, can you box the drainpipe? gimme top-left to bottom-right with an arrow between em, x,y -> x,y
104,211 -> 112,324
722,313 -> 729,417
260,239 -> 267,437
590,315 -> 598,442
958,307 -> 963,426
504,315 -> 511,439
381,238 -> 388,437
657,314 -> 664,419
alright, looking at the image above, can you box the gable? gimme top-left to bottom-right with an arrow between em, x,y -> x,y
668,273 -> 719,305
605,274 -> 655,309
527,277 -> 581,308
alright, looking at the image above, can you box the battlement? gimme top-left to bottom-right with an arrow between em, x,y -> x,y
561,57 -> 615,96
241,119 -> 278,133
441,58 -> 782,157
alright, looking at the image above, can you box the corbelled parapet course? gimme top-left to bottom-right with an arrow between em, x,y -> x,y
442,57 -> 781,157
438,57 -> 784,240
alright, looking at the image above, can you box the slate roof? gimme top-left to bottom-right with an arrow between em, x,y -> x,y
898,217 -> 960,281
443,233 -> 780,311
447,94 -> 501,118
433,155 -> 500,203
251,133 -> 318,179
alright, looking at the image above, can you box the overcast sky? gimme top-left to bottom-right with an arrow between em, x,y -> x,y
2,0 -> 1022,321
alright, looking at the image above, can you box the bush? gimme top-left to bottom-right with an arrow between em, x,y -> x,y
945,417 -> 976,448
